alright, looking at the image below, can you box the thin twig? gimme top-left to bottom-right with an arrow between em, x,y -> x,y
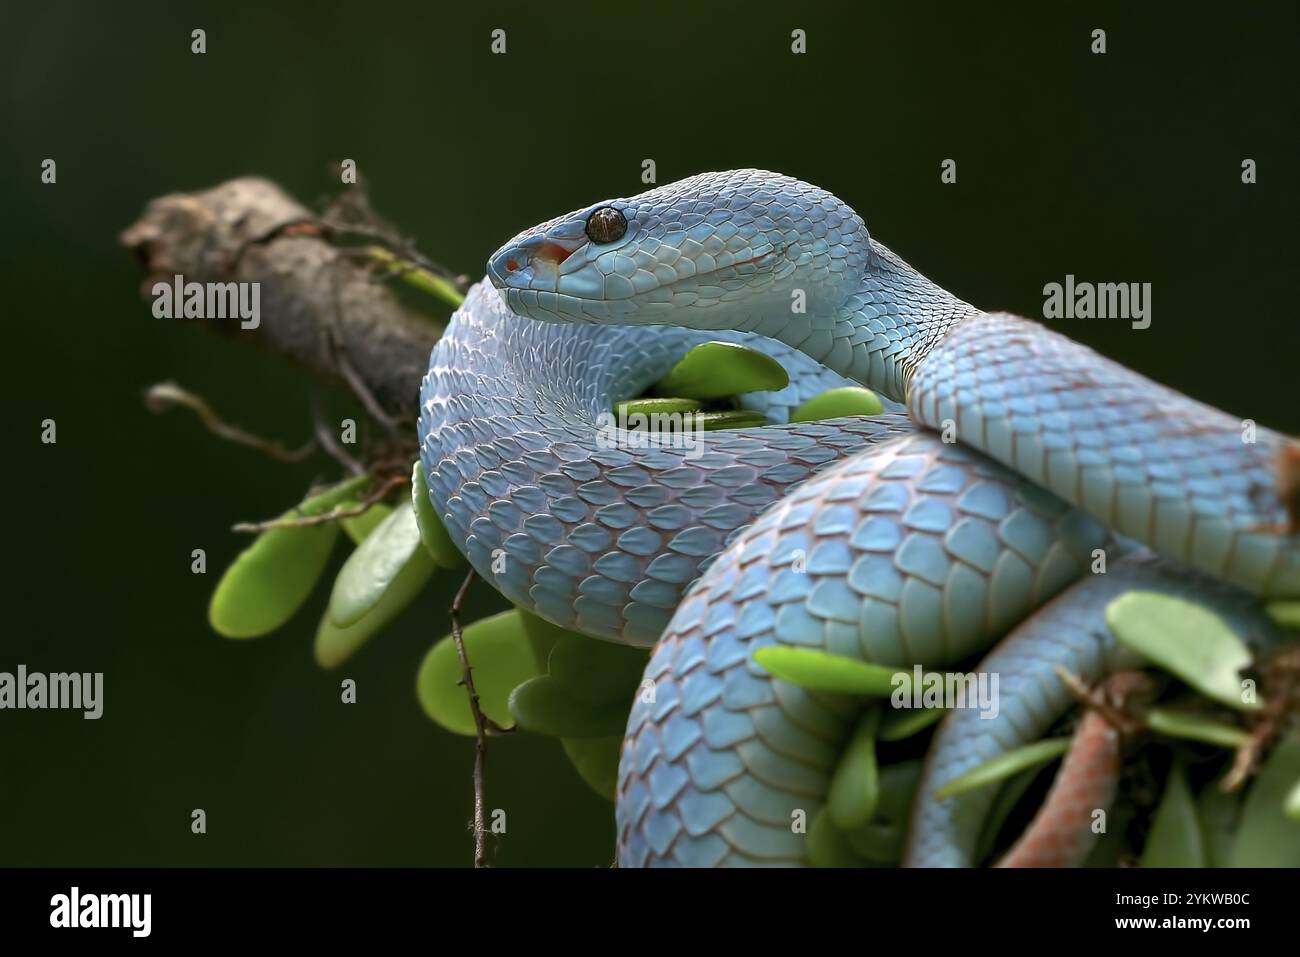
330,343 -> 400,434
317,259 -> 406,437
359,246 -> 467,308
1224,646 -> 1300,792
144,382 -> 316,462
320,219 -> 463,286
338,350 -> 404,434
1055,665 -> 1149,738
997,671 -> 1152,868
310,388 -> 366,476
317,172 -> 468,294
231,473 -> 408,534
449,569 -> 491,867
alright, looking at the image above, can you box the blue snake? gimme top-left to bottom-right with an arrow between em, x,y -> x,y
418,170 -> 1298,866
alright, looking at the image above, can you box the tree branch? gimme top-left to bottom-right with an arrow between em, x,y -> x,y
125,175 -> 499,865
120,177 -> 446,422
144,380 -> 317,463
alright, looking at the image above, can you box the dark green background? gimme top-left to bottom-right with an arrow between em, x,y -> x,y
2,1 -> 1295,866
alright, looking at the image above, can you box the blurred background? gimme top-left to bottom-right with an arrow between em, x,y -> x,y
1,0 -> 1296,865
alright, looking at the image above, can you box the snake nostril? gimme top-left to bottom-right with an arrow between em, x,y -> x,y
505,258 -> 520,272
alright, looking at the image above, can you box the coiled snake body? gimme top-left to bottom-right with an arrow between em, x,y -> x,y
418,170 -> 1298,866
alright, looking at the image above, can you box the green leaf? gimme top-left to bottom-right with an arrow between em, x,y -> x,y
1142,762 -> 1205,867
842,760 -> 923,865
410,463 -> 465,568
613,397 -> 704,420
560,737 -> 623,801
829,709 -> 881,830
1106,591 -> 1258,711
753,647 -> 927,698
933,738 -> 1070,800
879,705 -> 945,742
1145,707 -> 1250,749
1286,779 -> 1300,822
515,608 -> 570,669
807,809 -> 864,868
208,476 -> 367,639
210,524 -> 338,639
1082,802 -> 1139,869
507,630 -> 647,737
1231,736 -> 1300,866
292,475 -> 372,514
654,341 -> 788,399
340,502 -> 392,545
975,764 -> 1049,865
693,410 -> 768,431
790,386 -> 884,423
544,633 -> 649,705
327,505 -> 434,629
1196,782 -> 1242,868
508,678 -> 629,737
877,760 -> 925,814
365,246 -> 465,308
315,506 -> 436,668
614,400 -> 765,431
843,823 -> 904,866
314,561 -> 431,669
415,610 -> 540,736
1264,600 -> 1300,628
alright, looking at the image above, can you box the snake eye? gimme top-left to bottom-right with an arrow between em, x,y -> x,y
585,207 -> 627,244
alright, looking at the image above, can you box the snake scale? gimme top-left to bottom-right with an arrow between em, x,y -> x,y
418,170 -> 1298,866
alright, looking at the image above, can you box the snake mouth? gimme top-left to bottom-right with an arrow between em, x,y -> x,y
530,242 -> 574,268
490,238 -> 789,315
497,285 -> 603,323
488,234 -> 586,293
596,243 -> 790,300
731,245 -> 787,271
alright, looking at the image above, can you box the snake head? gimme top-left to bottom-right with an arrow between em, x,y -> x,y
488,169 -> 871,330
